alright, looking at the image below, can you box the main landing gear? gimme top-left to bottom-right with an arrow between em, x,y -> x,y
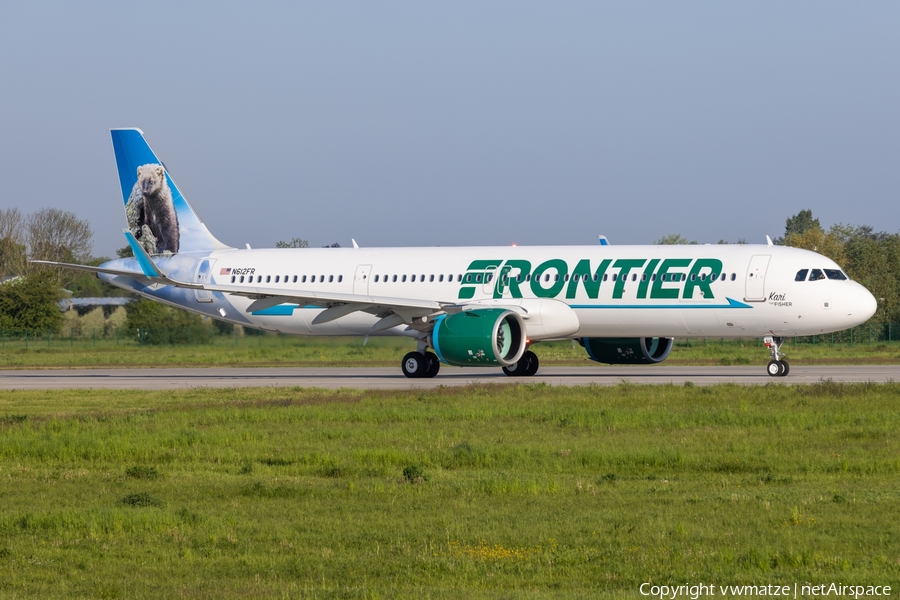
401,351 -> 440,379
764,335 -> 790,377
400,349 -> 541,378
502,350 -> 539,377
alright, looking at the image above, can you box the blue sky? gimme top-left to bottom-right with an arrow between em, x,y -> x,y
2,2 -> 898,257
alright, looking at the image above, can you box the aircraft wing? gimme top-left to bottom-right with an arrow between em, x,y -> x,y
30,260 -> 150,279
201,281 -> 445,330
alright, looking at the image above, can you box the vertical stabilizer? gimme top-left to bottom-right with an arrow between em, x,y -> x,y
111,129 -> 231,255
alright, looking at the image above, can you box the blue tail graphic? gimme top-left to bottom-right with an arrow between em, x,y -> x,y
111,129 -> 230,255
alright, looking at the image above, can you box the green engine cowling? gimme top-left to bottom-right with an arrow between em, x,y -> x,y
580,337 -> 673,364
431,309 -> 526,367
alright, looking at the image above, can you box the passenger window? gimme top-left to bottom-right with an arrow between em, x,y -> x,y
824,269 -> 847,280
457,274 -> 462,282
292,275 -> 297,283
641,273 -> 647,282
516,275 -> 522,283
731,273 -> 736,281
632,273 -> 637,282
393,275 -> 397,282
274,276 -> 279,283
603,274 -> 608,281
239,275 -> 244,283
809,269 -> 826,281
795,269 -> 809,282
690,274 -> 696,282
420,274 -> 425,281
301,275 -> 307,283
402,275 -> 407,283
612,273 -> 618,281
475,274 -> 482,283
593,274 -> 599,282
231,275 -> 236,283
329,275 -> 334,283
439,274 -> 444,282
411,275 -> 417,282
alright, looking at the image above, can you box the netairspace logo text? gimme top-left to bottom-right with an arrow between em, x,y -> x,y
639,582 -> 892,599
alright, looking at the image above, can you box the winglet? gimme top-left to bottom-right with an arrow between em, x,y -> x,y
124,230 -> 163,278
122,229 -> 203,289
766,235 -> 774,246
598,235 -> 610,246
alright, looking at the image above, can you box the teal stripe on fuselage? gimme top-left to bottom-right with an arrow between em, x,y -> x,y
251,304 -> 321,316
569,297 -> 752,309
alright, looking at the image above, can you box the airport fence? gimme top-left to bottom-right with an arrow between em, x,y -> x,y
0,323 -> 898,351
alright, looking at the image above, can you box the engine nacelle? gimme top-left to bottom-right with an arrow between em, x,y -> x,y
431,309 -> 526,367
580,337 -> 674,365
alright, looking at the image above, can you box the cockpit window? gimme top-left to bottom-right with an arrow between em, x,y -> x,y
824,269 -> 847,280
795,269 -> 809,282
809,269 -> 826,281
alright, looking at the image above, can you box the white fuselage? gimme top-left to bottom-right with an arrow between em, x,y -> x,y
115,242 -> 876,341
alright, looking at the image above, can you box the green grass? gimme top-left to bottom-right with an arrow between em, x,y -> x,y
1,382 -> 899,598
1,333 -> 899,369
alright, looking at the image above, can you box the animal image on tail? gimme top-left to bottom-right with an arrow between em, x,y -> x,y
125,164 -> 180,255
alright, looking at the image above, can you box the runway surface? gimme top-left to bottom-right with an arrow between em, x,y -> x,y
0,365 -> 897,390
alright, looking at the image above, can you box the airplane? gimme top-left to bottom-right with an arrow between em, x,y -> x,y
36,129 -> 878,379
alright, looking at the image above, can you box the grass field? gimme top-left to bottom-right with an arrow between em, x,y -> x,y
1,333 -> 899,369
1,382 -> 899,598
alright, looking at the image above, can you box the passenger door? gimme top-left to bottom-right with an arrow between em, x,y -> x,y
353,264 -> 372,295
744,255 -> 770,302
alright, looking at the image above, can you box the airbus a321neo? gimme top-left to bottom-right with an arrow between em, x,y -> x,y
37,130 -> 878,378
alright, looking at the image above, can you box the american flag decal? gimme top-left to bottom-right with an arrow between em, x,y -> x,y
220,267 -> 231,275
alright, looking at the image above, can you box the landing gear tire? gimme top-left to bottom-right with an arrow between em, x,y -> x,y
763,336 -> 790,377
503,350 -> 539,377
766,359 -> 790,377
423,352 -> 440,378
402,351 -> 428,378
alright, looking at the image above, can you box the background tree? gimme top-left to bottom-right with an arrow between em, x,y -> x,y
27,208 -> 93,287
0,269 -> 63,331
0,208 -> 27,280
782,225 -> 846,265
654,233 -> 697,245
774,209 -> 820,245
275,237 -> 309,249
784,209 -> 820,238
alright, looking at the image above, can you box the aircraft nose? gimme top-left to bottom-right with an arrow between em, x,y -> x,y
851,284 -> 877,324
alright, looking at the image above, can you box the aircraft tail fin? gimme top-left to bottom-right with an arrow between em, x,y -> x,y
110,129 -> 232,255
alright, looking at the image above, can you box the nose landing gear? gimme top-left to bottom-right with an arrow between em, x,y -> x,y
764,336 -> 790,377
